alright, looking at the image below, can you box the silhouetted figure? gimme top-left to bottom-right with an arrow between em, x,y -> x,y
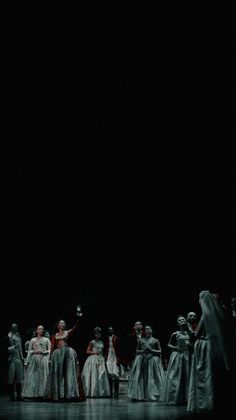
125,321 -> 144,372
1,323 -> 24,401
187,311 -> 198,333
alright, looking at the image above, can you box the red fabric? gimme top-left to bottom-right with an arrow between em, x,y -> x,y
191,322 -> 198,331
104,335 -> 122,365
50,335 -> 57,353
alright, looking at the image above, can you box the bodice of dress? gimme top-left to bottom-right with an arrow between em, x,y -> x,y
139,337 -> 160,359
175,331 -> 190,351
140,336 -> 157,350
29,337 -> 50,353
91,339 -> 104,354
54,331 -> 70,349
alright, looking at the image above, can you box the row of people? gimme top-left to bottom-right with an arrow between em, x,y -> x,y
128,292 -> 235,414
1,311 -> 196,401
1,293 -> 235,416
0,314 -> 194,402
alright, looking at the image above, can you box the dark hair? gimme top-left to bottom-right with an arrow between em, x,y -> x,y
52,319 -> 66,335
93,326 -> 102,334
144,325 -> 153,331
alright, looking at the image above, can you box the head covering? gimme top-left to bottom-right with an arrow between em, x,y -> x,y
199,290 -> 232,371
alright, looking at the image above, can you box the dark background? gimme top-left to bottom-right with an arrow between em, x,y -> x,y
4,4 -> 235,386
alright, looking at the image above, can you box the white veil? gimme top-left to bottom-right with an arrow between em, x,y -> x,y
199,290 -> 232,371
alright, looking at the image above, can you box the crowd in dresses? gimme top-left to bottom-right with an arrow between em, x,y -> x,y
1,293 -> 235,417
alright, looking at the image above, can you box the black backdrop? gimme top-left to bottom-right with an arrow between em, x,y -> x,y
4,3 -> 235,392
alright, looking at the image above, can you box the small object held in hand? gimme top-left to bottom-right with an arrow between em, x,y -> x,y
76,305 -> 82,317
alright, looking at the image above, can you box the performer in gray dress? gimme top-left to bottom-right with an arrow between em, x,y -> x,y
127,325 -> 165,402
82,327 -> 111,398
45,306 -> 85,401
22,325 -> 51,400
161,315 -> 191,405
187,290 -> 234,415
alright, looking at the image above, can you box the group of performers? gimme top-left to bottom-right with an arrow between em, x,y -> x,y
1,293 -> 235,416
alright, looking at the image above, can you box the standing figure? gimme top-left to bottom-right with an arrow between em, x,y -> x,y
161,315 -> 191,405
22,325 -> 51,400
45,306 -> 85,402
186,311 -> 198,363
125,321 -> 144,371
127,325 -> 165,402
104,326 -> 123,398
186,312 -> 198,333
187,291 -> 234,415
1,323 -> 24,401
82,327 -> 111,397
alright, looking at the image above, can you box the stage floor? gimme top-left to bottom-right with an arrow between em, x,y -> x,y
0,395 -> 189,420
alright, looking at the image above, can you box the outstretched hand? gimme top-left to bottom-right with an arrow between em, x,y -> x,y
76,305 -> 82,317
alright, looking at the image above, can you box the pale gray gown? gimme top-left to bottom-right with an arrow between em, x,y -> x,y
22,336 -> 51,398
187,291 -> 233,414
187,328 -> 213,413
127,336 -> 165,401
45,331 -> 82,401
81,340 -> 111,397
161,330 -> 191,405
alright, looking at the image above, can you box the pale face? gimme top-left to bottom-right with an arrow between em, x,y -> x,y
134,321 -> 143,332
177,316 -> 187,327
58,320 -> 66,330
144,326 -> 152,336
108,327 -> 114,336
36,325 -> 44,336
187,312 -> 197,323
11,324 -> 18,333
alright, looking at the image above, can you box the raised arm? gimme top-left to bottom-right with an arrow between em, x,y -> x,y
67,317 -> 80,337
67,307 -> 83,336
